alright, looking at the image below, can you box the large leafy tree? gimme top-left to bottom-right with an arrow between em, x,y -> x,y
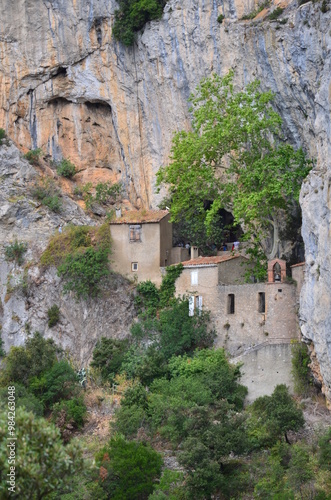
157,71 -> 312,276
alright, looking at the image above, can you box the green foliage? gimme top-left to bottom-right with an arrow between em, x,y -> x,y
91,338 -> 130,383
0,383 -> 43,416
41,223 -> 112,299
291,341 -> 311,395
148,469 -> 185,499
52,397 -> 87,429
96,435 -> 163,499
157,71 -> 312,273
158,300 -> 216,359
57,158 -> 77,178
321,0 -> 328,13
249,384 -> 304,446
0,408 -> 84,499
0,335 -> 4,357
24,148 -> 43,165
113,0 -> 166,46
31,177 -> 62,212
217,14 -> 225,23
268,6 -> 284,19
135,280 -> 160,317
30,360 -> 79,409
0,331 -> 60,386
81,181 -> 123,209
58,247 -> 110,298
318,427 -> 331,470
48,304 -> 60,328
0,128 -> 6,143
4,240 -> 27,266
159,263 -> 183,308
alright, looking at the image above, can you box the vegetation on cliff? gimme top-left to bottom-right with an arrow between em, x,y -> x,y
157,71 -> 312,278
41,223 -> 112,298
113,0 -> 167,46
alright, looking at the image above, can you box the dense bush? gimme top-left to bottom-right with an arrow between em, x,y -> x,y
56,158 -> 77,178
29,360 -> 80,409
0,383 -> 43,416
0,331 -> 60,386
113,0 -> 166,46
31,177 -> 62,212
91,338 -> 130,383
0,408 -> 84,498
4,240 -> 27,265
52,396 -> 87,429
24,148 -> 43,165
58,247 -> 110,298
41,223 -> 112,298
95,435 -> 163,499
82,181 -> 123,209
0,128 -> 7,145
249,384 -> 304,447
48,304 -> 60,327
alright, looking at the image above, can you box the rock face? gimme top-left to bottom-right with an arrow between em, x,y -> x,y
0,0 -> 331,393
0,0 -> 330,206
0,142 -> 135,363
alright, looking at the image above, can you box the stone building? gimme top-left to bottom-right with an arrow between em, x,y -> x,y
109,210 -> 172,285
175,255 -> 303,402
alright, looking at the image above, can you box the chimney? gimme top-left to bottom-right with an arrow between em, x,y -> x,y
191,246 -> 199,260
115,207 -> 122,218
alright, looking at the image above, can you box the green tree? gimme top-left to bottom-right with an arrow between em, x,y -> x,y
0,408 -> 84,499
96,435 -> 163,499
0,331 -> 60,386
157,71 -> 312,276
91,338 -> 130,383
249,384 -> 304,446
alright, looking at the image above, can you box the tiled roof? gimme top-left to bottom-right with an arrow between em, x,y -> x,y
290,262 -> 305,268
181,254 -> 243,267
110,210 -> 169,224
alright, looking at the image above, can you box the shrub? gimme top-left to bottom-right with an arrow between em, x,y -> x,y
4,240 -> 27,265
113,0 -> 166,46
0,331 -> 60,386
58,247 -> 110,298
0,335 -> 4,357
30,360 -> 80,408
24,148 -> 43,165
268,7 -> 284,20
31,177 -> 62,212
0,128 -> 6,145
57,159 -> 76,178
41,223 -> 111,298
0,408 -> 84,498
0,383 -> 43,416
95,435 -> 163,499
82,181 -> 123,209
48,305 -> 60,328
291,341 -> 311,395
91,338 -> 130,383
52,397 -> 87,429
217,14 -> 225,23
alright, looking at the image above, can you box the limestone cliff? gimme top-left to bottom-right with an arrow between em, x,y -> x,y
0,141 -> 135,363
0,0 -> 331,392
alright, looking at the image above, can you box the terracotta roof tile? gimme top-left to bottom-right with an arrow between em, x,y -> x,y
181,254 -> 243,267
110,210 -> 169,224
290,262 -> 305,268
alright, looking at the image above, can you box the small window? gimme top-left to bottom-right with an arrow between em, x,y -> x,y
129,224 -> 141,242
131,262 -> 138,272
191,270 -> 198,286
258,292 -> 265,313
227,294 -> 235,314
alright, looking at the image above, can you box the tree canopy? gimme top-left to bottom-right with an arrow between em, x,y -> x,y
157,71 -> 312,277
